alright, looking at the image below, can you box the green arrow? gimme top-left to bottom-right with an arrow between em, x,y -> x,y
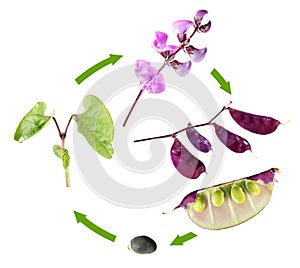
211,68 -> 231,94
170,232 -> 197,246
74,211 -> 116,242
75,54 -> 122,84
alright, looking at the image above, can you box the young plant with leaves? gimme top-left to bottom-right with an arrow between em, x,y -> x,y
14,94 -> 114,187
123,10 -> 211,127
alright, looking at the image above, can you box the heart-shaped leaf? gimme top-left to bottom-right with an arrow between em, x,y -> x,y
74,95 -> 114,159
14,102 -> 52,143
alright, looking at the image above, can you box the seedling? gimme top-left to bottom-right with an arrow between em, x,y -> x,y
14,94 -> 114,187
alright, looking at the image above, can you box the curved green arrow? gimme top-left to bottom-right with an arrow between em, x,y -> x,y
74,211 -> 116,242
211,68 -> 231,94
170,232 -> 197,246
75,54 -> 122,84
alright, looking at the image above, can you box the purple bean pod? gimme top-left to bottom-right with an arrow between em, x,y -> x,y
170,138 -> 206,179
186,124 -> 212,153
228,107 -> 281,135
212,123 -> 251,153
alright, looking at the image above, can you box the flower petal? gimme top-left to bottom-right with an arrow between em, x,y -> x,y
146,72 -> 165,93
194,10 -> 208,26
172,20 -> 194,35
135,59 -> 156,83
169,60 -> 192,76
172,20 -> 194,42
152,31 -> 168,51
199,21 -> 211,33
135,60 -> 165,93
185,46 -> 207,62
160,45 -> 179,59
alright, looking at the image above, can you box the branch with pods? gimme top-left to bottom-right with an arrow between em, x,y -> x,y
134,103 -> 282,179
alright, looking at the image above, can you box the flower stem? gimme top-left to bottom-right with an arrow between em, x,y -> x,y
134,103 -> 230,143
123,89 -> 144,127
122,59 -> 176,127
123,25 -> 200,127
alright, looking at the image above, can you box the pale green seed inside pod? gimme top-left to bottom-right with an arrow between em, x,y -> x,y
246,180 -> 261,196
212,189 -> 225,207
231,185 -> 245,204
193,194 -> 205,213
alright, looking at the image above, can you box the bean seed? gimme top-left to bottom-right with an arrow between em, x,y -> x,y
128,235 -> 157,254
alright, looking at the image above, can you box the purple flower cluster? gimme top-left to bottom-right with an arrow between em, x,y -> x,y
136,10 -> 211,94
123,9 -> 211,126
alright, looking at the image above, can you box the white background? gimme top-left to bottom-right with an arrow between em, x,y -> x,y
1,0 -> 299,267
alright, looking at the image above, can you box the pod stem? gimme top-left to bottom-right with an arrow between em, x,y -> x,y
134,102 -> 231,143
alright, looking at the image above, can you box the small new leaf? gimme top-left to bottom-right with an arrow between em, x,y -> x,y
53,145 -> 63,158
14,102 -> 52,143
61,149 -> 70,170
74,95 -> 114,159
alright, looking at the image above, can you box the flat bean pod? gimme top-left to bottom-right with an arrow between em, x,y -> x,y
228,107 -> 281,135
212,123 -> 251,153
186,124 -> 212,153
170,138 -> 206,179
174,168 -> 279,230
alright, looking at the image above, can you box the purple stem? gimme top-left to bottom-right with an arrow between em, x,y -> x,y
134,103 -> 229,143
51,116 -> 74,187
52,115 -> 74,140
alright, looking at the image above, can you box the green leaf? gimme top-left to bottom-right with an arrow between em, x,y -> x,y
53,145 -> 70,169
53,145 -> 63,158
14,102 -> 52,143
61,149 -> 70,169
74,95 -> 114,159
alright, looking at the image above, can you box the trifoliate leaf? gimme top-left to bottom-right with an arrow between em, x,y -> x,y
74,95 -> 114,159
14,102 -> 52,143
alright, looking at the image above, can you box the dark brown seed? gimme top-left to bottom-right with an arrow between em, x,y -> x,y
128,235 -> 157,254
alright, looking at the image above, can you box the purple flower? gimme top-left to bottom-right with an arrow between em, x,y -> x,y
199,21 -> 211,33
152,31 -> 168,50
151,11 -> 210,77
169,60 -> 191,76
185,46 -> 207,62
194,10 -> 208,26
193,10 -> 211,33
152,31 -> 179,60
135,60 -> 165,93
172,20 -> 194,42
